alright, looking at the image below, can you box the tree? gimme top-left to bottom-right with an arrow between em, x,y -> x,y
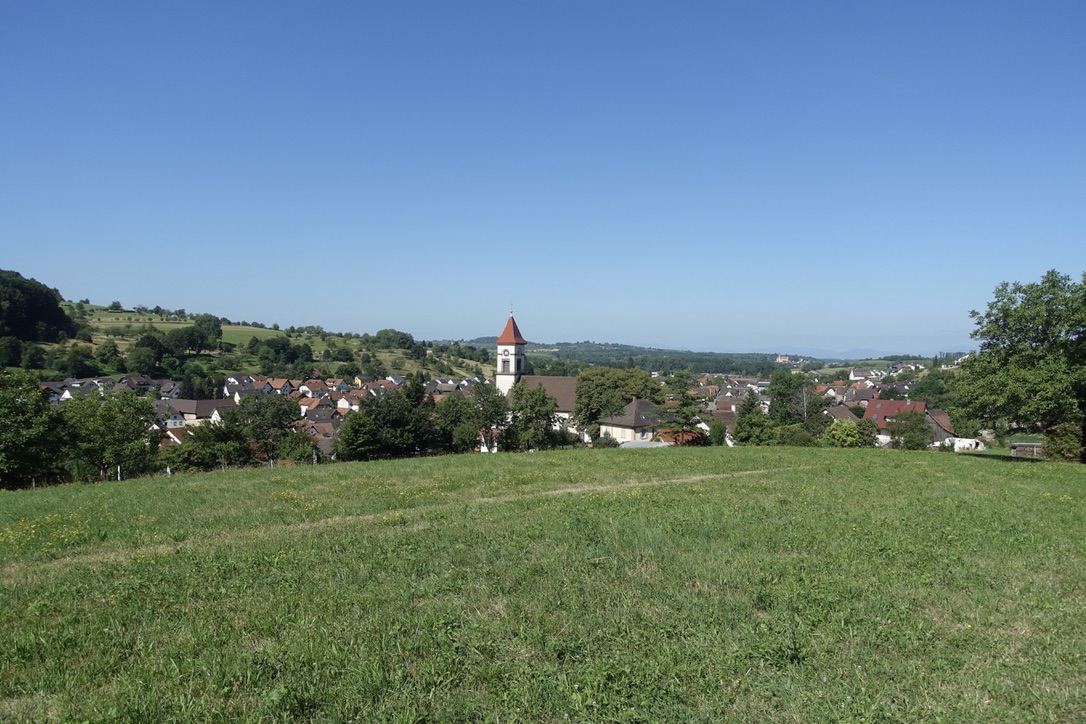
0,370 -> 62,486
776,424 -> 817,447
957,270 -> 1086,462
125,346 -> 158,375
236,394 -> 301,464
857,418 -> 879,448
0,270 -> 77,342
58,345 -> 99,378
470,382 -> 509,453
434,390 -> 486,454
60,392 -> 161,481
910,368 -> 956,410
661,391 -> 703,446
192,314 -> 223,348
803,410 -> 833,438
164,411 -> 252,471
94,339 -> 122,371
335,404 -> 382,461
20,344 -> 45,370
503,382 -> 560,451
335,385 -> 437,461
279,431 -> 324,464
0,336 -> 22,367
886,410 -> 933,450
707,418 -> 730,446
164,326 -> 208,356
733,388 -> 776,445
767,370 -> 822,425
821,419 -> 861,448
572,367 -> 662,438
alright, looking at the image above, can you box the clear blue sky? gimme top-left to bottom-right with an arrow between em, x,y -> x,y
3,2 -> 1084,358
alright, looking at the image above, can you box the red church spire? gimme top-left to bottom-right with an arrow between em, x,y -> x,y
496,314 -> 527,345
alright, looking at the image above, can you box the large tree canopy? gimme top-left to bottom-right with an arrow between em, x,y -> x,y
957,270 -> 1086,462
572,367 -> 662,437
0,269 -> 76,343
0,370 -> 62,486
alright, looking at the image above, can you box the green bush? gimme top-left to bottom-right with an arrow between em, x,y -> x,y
1043,420 -> 1083,462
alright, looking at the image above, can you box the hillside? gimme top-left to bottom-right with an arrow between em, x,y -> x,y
2,447 -> 1084,720
36,302 -> 495,381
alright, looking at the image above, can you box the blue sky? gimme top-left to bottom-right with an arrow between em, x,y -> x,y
3,2 -> 1084,358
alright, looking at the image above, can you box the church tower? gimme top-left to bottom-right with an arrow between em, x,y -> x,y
495,312 -> 527,395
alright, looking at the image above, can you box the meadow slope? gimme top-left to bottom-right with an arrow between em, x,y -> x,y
2,447 -> 1085,721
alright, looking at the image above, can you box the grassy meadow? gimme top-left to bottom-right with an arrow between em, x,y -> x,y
2,447 -> 1085,721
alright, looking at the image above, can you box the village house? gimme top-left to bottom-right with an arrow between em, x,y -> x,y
849,368 -> 884,382
862,399 -> 955,446
164,398 -> 237,427
299,379 -> 329,397
598,397 -> 664,444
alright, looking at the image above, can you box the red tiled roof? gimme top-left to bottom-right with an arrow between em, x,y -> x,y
496,315 -> 527,345
863,400 -> 927,429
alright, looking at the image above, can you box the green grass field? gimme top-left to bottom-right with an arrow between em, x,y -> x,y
2,447 -> 1084,721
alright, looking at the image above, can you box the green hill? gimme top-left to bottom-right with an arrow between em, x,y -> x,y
2,447 -> 1083,720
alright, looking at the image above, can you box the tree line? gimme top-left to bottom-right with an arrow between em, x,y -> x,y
0,368 -> 583,489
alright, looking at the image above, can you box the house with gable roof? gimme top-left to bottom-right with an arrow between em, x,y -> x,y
299,379 -> 329,397
598,397 -> 664,444
863,399 -> 955,446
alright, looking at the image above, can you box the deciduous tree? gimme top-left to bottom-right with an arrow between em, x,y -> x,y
162,411 -> 252,471
503,382 -> 560,451
957,270 -> 1086,462
470,382 -> 509,453
237,394 -> 301,464
887,410 -> 933,450
0,370 -> 62,486
733,388 -> 776,446
60,392 -> 161,481
572,367 -> 662,438
822,419 -> 861,448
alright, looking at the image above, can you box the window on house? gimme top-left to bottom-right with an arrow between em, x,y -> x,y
502,360 -> 509,373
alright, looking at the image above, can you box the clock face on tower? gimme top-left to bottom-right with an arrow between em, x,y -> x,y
503,350 -> 509,357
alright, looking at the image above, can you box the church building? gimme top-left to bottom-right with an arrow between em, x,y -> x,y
494,313 -> 580,437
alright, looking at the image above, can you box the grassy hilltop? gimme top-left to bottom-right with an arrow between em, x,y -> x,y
2,447 -> 1085,721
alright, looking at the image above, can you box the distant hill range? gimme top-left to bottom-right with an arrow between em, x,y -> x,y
468,337 -> 783,377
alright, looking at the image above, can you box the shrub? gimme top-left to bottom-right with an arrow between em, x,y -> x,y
1043,420 -> 1083,462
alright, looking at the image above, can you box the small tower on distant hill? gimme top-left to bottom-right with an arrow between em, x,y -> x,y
495,312 -> 527,395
